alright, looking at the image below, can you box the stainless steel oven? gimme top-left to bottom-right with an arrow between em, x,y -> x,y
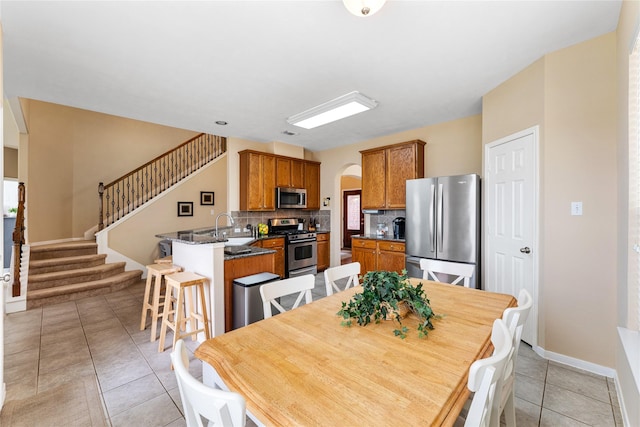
287,234 -> 317,277
269,218 -> 317,278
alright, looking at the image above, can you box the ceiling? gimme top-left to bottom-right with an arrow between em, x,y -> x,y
2,1 -> 622,152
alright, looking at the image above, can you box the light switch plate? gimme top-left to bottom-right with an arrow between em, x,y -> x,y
571,201 -> 583,216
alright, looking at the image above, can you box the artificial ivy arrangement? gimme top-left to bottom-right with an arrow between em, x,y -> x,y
337,270 -> 441,339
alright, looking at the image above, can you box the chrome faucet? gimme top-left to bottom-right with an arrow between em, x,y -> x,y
215,212 -> 235,239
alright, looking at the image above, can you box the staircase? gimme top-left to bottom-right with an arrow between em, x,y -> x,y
26,241 -> 142,309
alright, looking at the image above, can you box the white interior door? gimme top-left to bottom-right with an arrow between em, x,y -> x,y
485,127 -> 538,346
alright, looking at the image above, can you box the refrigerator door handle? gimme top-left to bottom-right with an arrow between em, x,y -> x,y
437,183 -> 444,249
430,184 -> 436,250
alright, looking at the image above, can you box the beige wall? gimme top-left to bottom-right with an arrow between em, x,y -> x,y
3,99 -> 20,149
483,33 -> 617,368
108,157 -> 228,264
315,114 -> 482,267
23,100 -> 199,242
4,148 -> 18,179
341,175 -> 361,190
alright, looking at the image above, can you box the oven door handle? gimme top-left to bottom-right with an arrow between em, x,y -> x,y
289,238 -> 317,244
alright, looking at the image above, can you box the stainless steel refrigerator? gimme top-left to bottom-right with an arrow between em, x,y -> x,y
405,174 -> 480,288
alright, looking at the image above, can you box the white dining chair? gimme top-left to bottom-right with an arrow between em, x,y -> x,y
260,274 -> 314,319
420,258 -> 475,287
324,262 -> 361,296
170,339 -> 247,427
458,318 -> 512,427
492,289 -> 533,427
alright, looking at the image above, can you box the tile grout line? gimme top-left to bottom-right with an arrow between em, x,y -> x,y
77,296 -> 115,427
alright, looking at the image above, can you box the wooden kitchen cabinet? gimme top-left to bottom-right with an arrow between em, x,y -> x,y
224,251 -> 275,332
304,161 -> 321,210
255,237 -> 286,279
377,240 -> 406,274
352,238 -> 378,275
361,149 -> 387,210
276,158 -> 305,189
316,232 -> 330,271
352,237 -> 406,275
239,151 -> 276,211
360,140 -> 425,210
240,150 -> 320,211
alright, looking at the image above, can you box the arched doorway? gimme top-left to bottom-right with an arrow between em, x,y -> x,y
340,165 -> 362,264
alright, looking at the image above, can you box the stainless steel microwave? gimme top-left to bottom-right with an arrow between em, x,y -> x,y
276,187 -> 307,209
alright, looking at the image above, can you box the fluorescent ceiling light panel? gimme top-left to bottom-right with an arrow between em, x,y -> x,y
287,91 -> 378,129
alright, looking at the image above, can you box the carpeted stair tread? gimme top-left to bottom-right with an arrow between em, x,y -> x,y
30,241 -> 98,260
27,270 -> 143,306
29,253 -> 108,275
28,262 -> 127,290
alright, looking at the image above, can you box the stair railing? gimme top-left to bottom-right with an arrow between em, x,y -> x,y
12,182 -> 26,297
98,133 -> 226,230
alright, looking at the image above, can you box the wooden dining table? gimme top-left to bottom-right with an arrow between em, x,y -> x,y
195,278 -> 516,426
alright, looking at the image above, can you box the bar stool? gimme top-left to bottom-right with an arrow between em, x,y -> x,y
154,255 -> 173,264
158,272 -> 211,353
140,263 -> 183,342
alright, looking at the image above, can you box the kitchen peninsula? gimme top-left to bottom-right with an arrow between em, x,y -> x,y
156,228 -> 276,337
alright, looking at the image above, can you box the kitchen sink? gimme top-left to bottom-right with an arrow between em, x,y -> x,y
225,237 -> 256,246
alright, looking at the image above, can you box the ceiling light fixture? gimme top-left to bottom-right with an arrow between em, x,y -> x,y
286,91 -> 378,129
343,0 -> 387,17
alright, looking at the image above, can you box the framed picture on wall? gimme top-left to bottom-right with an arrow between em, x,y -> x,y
177,201 -> 193,217
200,191 -> 215,205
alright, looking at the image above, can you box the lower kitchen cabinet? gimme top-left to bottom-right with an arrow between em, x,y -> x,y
317,232 -> 330,271
377,240 -> 406,274
352,238 -> 377,274
252,237 -> 285,279
224,251 -> 275,332
352,237 -> 405,275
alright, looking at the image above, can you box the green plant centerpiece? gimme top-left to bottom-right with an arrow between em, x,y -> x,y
337,270 -> 441,339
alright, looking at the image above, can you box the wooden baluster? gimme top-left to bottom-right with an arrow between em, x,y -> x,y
12,182 -> 26,297
98,182 -> 104,231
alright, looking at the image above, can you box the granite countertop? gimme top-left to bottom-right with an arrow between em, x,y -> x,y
157,226 -> 331,246
352,234 -> 405,243
224,246 -> 276,261
156,229 -> 226,245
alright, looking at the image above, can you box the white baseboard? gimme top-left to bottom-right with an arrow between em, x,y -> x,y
3,282 -> 26,313
532,344 -> 616,378
5,295 -> 26,313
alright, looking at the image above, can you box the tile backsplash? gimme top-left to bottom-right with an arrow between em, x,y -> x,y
365,210 -> 406,235
231,209 -> 331,232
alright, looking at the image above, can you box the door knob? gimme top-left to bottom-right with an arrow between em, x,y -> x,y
520,247 -> 531,254
3,273 -> 11,282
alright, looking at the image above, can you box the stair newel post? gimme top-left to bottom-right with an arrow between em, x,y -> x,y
98,182 -> 104,231
12,182 -> 26,297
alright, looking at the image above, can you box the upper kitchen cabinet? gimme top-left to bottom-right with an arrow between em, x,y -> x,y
304,161 -> 321,210
276,158 -> 305,189
360,140 -> 425,210
239,150 -> 276,211
240,150 -> 321,211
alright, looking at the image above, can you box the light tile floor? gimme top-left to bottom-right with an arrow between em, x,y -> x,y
2,273 -> 624,426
